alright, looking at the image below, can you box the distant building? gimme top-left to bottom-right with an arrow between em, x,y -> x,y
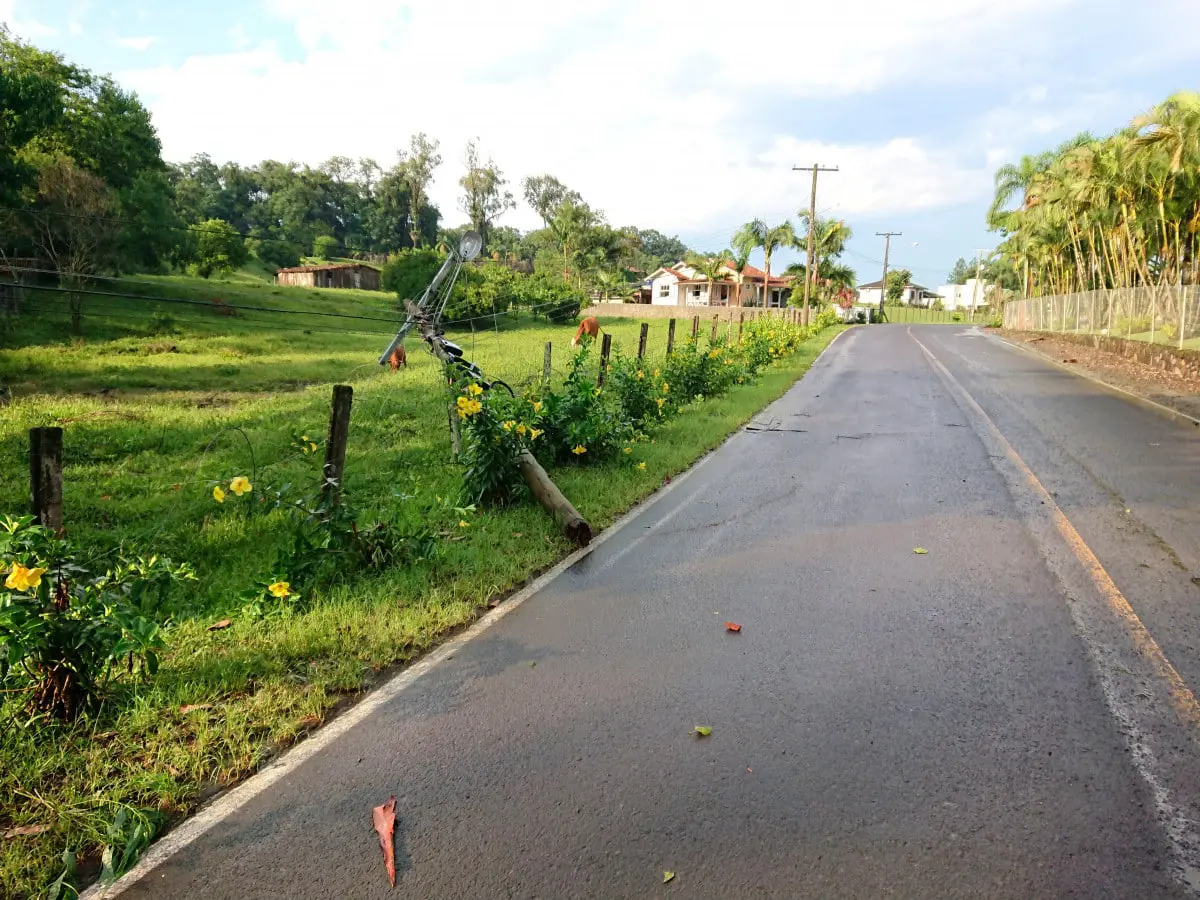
643,261 -> 793,309
276,263 -> 381,291
936,279 -> 992,309
857,279 -> 938,307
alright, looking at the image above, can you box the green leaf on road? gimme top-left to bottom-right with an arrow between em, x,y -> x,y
694,726 -> 712,737
663,871 -> 676,883
913,547 -> 928,555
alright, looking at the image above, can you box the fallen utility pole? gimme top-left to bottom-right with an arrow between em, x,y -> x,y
405,300 -> 592,546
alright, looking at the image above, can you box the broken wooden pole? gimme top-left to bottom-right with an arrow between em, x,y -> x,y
666,318 -> 676,354
323,385 -> 353,499
447,403 -> 462,459
637,322 -> 649,359
692,315 -> 700,340
598,333 -> 612,385
516,450 -> 592,546
29,426 -> 63,533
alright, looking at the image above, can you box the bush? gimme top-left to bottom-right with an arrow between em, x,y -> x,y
312,235 -> 339,260
382,248 -> 444,303
534,345 -> 637,465
931,299 -> 945,311
951,311 -> 963,322
0,516 -> 195,720
457,382 -> 535,506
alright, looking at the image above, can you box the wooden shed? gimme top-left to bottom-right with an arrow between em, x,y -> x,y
276,263 -> 381,291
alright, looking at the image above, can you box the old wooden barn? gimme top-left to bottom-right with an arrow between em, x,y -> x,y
275,263 -> 381,291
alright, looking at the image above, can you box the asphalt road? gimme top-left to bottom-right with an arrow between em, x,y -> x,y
111,325 -> 1200,900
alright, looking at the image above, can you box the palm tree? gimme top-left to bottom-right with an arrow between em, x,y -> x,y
685,251 -> 734,306
732,219 -> 797,310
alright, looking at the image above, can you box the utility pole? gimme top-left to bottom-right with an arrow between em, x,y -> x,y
794,163 -> 838,326
970,248 -> 988,319
876,231 -> 901,323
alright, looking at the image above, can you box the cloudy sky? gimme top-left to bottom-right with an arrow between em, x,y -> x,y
5,0 -> 1199,285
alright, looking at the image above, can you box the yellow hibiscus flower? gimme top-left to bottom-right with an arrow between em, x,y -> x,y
4,562 -> 47,592
268,581 -> 291,599
229,476 -> 252,496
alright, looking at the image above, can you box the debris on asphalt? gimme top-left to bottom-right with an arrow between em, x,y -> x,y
663,871 -> 676,884
694,726 -> 712,737
725,622 -> 742,633
372,795 -> 397,888
913,548 -> 929,555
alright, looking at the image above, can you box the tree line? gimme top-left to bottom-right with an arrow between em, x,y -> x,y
0,28 -> 696,328
987,90 -> 1200,300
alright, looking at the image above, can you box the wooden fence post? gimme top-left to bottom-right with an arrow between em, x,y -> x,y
637,322 -> 649,359
711,314 -> 719,342
691,315 -> 700,341
29,426 -> 63,533
543,341 -> 552,383
323,385 -> 353,499
598,332 -> 612,385
738,312 -> 745,344
667,318 -> 676,354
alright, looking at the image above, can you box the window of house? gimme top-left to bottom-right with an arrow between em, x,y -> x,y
692,287 -> 701,297
658,283 -> 670,297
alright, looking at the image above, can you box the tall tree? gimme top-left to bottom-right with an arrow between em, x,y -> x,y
733,219 -> 796,308
458,139 -> 515,250
947,257 -> 972,284
398,133 -> 441,248
522,174 -> 582,227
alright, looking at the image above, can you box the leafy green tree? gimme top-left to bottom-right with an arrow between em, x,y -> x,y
397,133 -> 442,248
189,218 -> 248,278
685,251 -> 734,304
381,247 -> 443,301
522,174 -> 582,227
886,268 -> 912,304
947,257 -> 972,284
458,139 -> 515,249
637,229 -> 690,269
313,235 -> 338,259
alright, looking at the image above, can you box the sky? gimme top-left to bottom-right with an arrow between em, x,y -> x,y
4,0 -> 1200,286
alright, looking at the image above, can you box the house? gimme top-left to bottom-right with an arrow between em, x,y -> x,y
936,279 -> 992,309
856,278 -> 938,308
276,263 -> 381,291
644,261 -> 793,309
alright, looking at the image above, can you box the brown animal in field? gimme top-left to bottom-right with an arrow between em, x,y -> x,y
571,316 -> 601,348
388,345 -> 407,370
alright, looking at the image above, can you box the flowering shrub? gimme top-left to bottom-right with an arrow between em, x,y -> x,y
0,515 -> 195,720
458,380 -> 535,506
533,345 -> 637,465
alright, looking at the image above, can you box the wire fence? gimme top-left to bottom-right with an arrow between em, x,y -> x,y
1003,287 -> 1200,350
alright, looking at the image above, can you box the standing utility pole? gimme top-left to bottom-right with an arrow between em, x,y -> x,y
876,231 -> 901,322
794,163 -> 838,326
971,248 -> 988,318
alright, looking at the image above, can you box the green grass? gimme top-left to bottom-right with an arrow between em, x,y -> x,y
0,277 -> 844,899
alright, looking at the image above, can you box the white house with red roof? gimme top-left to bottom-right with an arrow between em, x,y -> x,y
644,261 -> 793,309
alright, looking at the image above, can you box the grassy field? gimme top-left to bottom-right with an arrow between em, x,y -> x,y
0,271 -> 844,898
862,304 -> 991,325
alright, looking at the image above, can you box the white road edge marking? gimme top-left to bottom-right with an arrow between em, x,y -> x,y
910,327 -> 1200,896
995,334 -> 1200,427
83,327 -> 856,899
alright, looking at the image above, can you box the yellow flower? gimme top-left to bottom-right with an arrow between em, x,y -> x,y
653,369 -> 660,377
502,420 -> 515,432
656,397 -> 665,409
662,383 -> 669,393
213,485 -> 226,503
636,370 -> 644,380
459,520 -> 471,528
532,401 -> 543,413
268,581 -> 291,599
229,476 -> 252,496
572,445 -> 587,455
456,396 -> 483,419
516,423 -> 528,436
4,562 -> 47,592
624,447 -> 632,454
637,462 -> 647,471
466,382 -> 484,396
529,428 -> 543,440
593,387 -> 602,397
309,442 -> 319,453
301,435 -> 309,442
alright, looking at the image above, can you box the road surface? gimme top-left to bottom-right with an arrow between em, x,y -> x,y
109,325 -> 1200,899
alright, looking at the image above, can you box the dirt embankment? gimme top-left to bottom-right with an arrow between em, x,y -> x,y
999,329 -> 1200,422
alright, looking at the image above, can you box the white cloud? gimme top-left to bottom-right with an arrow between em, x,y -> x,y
0,0 -> 56,39
117,35 -> 158,52
117,0 -> 1192,245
